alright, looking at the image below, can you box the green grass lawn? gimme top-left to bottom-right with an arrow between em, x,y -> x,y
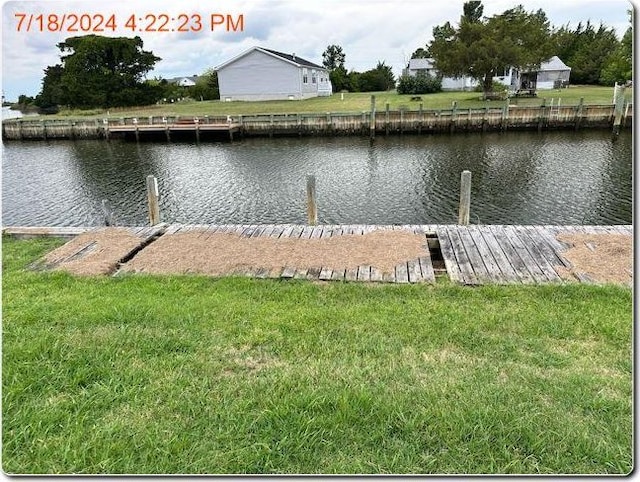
49,85 -> 630,119
2,236 -> 632,474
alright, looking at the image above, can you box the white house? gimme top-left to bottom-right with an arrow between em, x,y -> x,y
516,56 -> 571,90
404,56 -> 571,91
215,47 -> 332,101
167,76 -> 199,87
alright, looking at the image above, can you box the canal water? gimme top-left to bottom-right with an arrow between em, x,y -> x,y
2,130 -> 632,226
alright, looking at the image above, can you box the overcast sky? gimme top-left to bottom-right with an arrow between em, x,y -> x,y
0,0 -> 632,101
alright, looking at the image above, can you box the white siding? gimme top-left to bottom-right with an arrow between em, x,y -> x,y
218,50 -> 302,101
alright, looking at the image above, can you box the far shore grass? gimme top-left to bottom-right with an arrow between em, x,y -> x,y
35,84 -> 631,120
2,236 -> 632,475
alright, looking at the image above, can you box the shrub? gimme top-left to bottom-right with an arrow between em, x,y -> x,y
397,72 -> 442,95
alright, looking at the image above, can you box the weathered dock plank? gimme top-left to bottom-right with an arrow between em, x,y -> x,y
486,225 -> 536,284
418,255 -> 436,283
474,225 -> 520,283
435,227 -> 463,284
443,227 -> 479,285
500,225 -> 548,283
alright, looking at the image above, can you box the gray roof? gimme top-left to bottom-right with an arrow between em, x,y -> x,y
215,46 -> 326,71
539,56 -> 571,71
261,48 -> 325,69
166,76 -> 199,84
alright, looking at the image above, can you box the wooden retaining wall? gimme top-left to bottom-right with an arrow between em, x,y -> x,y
2,103 -> 632,141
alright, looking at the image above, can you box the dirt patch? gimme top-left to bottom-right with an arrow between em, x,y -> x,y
555,233 -> 632,285
38,227 -> 144,276
123,230 -> 428,276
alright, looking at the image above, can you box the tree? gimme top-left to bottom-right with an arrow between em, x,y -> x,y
322,44 -> 349,92
397,72 -> 442,94
600,23 -> 632,85
550,21 -> 621,84
322,44 -> 346,71
428,1 -> 553,95
410,47 -> 429,59
34,64 -> 64,109
357,61 -> 396,92
192,69 -> 220,101
37,35 -> 161,109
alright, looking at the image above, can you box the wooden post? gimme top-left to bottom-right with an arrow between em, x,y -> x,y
574,97 -> 584,130
458,170 -> 471,225
146,175 -> 160,226
612,84 -> 625,136
501,102 -> 509,132
133,117 -> 139,142
385,102 -> 390,135
482,107 -> 488,133
418,103 -> 423,134
537,98 -> 546,133
450,101 -> 458,133
41,120 -> 47,140
370,95 -> 376,142
326,112 -> 332,133
306,175 -> 318,225
297,113 -> 302,136
195,117 -> 200,143
623,102 -> 631,128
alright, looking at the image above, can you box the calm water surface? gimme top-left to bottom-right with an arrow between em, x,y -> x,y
2,130 -> 632,226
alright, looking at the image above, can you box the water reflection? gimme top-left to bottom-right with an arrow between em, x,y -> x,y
2,130 -> 632,226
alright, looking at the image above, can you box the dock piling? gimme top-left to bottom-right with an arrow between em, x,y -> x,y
306,175 -> 318,225
146,175 -> 161,226
369,95 -> 376,143
458,170 -> 472,225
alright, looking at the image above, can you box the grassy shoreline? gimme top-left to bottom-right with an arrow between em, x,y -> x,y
23,85 -> 630,120
2,236 -> 632,474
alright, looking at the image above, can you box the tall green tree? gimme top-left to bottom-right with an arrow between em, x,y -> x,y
600,23 -> 632,85
192,69 -> 220,101
34,65 -> 64,109
428,1 -> 553,95
37,35 -> 161,109
410,47 -> 429,59
357,61 -> 395,92
550,21 -> 621,84
322,44 -> 349,92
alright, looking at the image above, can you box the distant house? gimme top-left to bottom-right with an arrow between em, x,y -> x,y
517,56 -> 571,90
215,46 -> 332,101
403,55 -> 570,91
166,76 -> 199,87
403,58 -> 477,91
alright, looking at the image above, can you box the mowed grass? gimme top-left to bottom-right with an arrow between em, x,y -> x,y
52,85 -> 631,119
2,236 -> 632,474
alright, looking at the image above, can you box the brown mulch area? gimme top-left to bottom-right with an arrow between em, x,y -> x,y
122,230 -> 429,276
37,228 -> 144,276
555,233 -> 632,285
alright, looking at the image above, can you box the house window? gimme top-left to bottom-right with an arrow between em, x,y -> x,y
311,70 -> 317,84
302,68 -> 308,84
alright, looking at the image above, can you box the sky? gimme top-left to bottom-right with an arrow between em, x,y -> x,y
0,0 -> 633,101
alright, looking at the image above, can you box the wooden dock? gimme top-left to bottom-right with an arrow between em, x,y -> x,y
107,118 -> 242,141
5,224 -> 632,285
2,103 -> 633,141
